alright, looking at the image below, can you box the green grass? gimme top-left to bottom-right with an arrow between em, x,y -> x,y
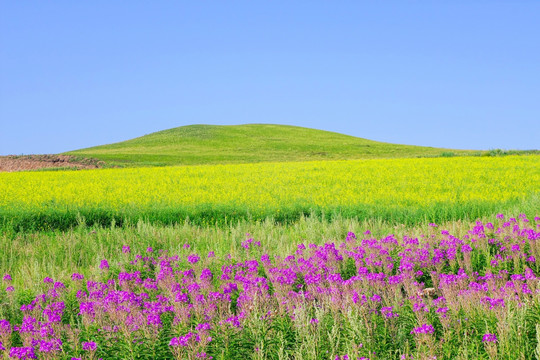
65,124 -> 483,166
2,197 -> 539,233
0,213 -> 527,292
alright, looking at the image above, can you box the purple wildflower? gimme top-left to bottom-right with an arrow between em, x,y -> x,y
71,273 -> 84,281
195,322 -> 212,331
411,324 -> 435,335
9,347 -> 37,359
187,254 -> 200,264
482,333 -> 497,343
99,260 -> 109,270
82,341 -> 97,351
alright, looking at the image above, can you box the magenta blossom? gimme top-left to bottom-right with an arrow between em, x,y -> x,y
482,333 -> 497,343
411,324 -> 435,335
82,341 -> 97,351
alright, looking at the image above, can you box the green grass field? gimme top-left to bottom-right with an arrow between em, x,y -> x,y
65,124 -> 484,166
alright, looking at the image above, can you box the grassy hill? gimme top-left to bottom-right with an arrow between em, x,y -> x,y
65,124 -> 479,166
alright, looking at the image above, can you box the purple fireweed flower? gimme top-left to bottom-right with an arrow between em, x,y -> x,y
241,239 -> 251,249
147,313 -> 162,327
17,316 -> 37,334
208,251 -> 215,258
183,243 -> 190,249
169,332 -> 199,347
187,254 -> 200,264
461,244 -> 473,253
482,333 -> 497,343
122,245 -> 131,253
79,302 -> 95,317
169,337 -> 181,347
411,324 -> 435,335
195,322 -> 212,331
436,307 -> 449,317
2,274 -> 11,282
310,318 -> 319,324
0,319 -> 11,335
381,306 -> 399,318
82,341 -> 97,351
413,302 -> 429,313
5,286 -> 14,292
38,339 -> 62,353
200,268 -> 213,281
43,277 -> 54,283
196,353 -> 213,359
99,260 -> 109,270
9,347 -> 37,359
71,273 -> 84,281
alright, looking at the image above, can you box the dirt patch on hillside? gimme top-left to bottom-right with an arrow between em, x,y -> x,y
0,155 -> 105,172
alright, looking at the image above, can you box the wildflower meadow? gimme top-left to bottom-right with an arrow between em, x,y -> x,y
1,215 -> 539,359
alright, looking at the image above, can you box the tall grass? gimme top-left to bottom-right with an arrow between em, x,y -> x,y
1,212 -> 536,291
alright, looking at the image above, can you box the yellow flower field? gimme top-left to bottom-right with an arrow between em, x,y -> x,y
1,155 -> 539,230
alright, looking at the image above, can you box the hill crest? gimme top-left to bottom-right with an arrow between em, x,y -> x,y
66,124 -> 476,166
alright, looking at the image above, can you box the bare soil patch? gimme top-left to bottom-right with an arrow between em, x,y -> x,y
0,155 -> 105,172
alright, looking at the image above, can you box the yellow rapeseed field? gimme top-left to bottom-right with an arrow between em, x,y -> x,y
0,155 -> 539,228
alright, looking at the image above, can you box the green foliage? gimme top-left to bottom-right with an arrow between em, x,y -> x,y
2,195 -> 538,233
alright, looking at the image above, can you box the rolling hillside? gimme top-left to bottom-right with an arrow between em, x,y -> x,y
66,124 -> 478,166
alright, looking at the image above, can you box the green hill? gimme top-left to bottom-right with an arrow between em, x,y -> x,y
65,124 -> 478,166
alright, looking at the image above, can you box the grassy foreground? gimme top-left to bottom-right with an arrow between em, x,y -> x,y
1,155 -> 539,232
0,214 -> 539,359
65,124 -> 481,166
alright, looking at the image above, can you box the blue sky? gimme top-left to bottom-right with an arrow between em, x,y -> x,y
1,1 -> 539,155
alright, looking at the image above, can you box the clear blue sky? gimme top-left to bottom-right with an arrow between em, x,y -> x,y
1,1 -> 539,155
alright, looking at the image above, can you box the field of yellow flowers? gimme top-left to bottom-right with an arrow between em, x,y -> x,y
0,155 -> 539,231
